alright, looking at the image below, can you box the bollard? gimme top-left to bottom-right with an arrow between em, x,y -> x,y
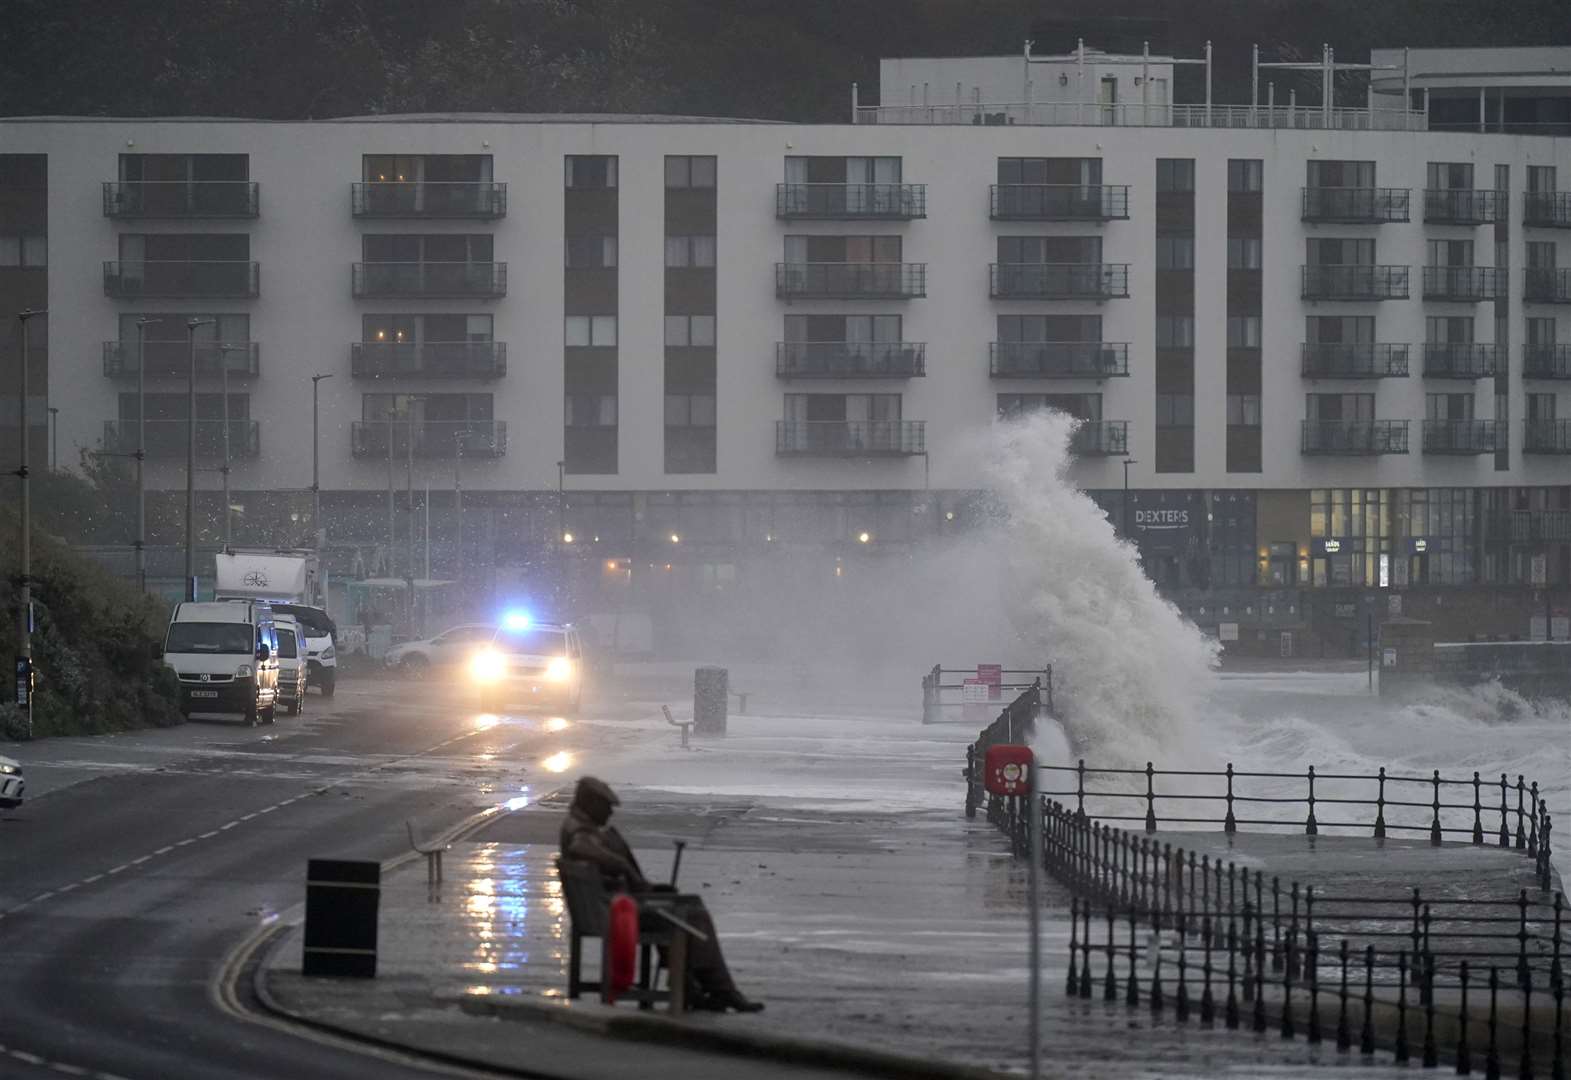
1473,771 -> 1485,845
1375,766 -> 1389,839
693,665 -> 728,736
1500,774 -> 1512,848
302,858 -> 380,977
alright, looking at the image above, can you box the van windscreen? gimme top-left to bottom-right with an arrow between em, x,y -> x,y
167,623 -> 253,654
276,628 -> 298,659
495,629 -> 567,656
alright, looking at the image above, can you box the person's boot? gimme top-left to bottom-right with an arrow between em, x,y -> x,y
714,989 -> 764,1013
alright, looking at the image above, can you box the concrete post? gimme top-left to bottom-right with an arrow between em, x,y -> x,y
694,666 -> 728,736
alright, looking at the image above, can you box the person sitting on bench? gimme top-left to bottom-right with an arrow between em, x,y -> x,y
560,776 -> 764,1013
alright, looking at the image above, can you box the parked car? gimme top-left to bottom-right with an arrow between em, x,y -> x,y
0,755 -> 24,809
162,601 -> 279,725
273,613 -> 307,716
469,621 -> 585,713
384,624 -> 496,678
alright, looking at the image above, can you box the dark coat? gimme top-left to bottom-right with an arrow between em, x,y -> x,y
559,804 -> 650,891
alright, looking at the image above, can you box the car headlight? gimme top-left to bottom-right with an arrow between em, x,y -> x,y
470,649 -> 505,683
545,656 -> 573,683
321,646 -> 335,660
0,764 -> 19,776
236,664 -> 254,679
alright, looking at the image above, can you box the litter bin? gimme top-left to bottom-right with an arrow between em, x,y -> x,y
694,666 -> 728,737
302,858 -> 380,977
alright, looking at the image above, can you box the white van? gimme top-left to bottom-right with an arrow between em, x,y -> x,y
272,612 -> 307,716
162,601 -> 279,725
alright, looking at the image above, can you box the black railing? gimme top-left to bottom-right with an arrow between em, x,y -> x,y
774,263 -> 926,299
1300,187 -> 1411,223
990,263 -> 1130,300
350,342 -> 507,379
102,341 -> 259,379
774,342 -> 925,379
1423,188 -> 1501,225
350,421 -> 507,458
1300,343 -> 1410,379
1423,419 -> 1500,455
350,181 -> 507,218
1523,344 -> 1571,379
1301,420 -> 1409,454
1301,265 -> 1410,301
1524,419 -> 1571,454
103,261 -> 259,299
102,181 -> 259,218
990,342 -> 1130,378
1422,343 -> 1500,379
1523,191 -> 1571,229
989,184 -> 1130,220
1526,269 -> 1571,304
1070,420 -> 1129,456
774,420 -> 925,456
103,419 -> 259,458
1506,510 -> 1571,542
351,262 -> 507,298
1422,266 -> 1502,301
774,183 -> 926,219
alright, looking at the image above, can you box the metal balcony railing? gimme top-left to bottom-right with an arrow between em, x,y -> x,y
1523,343 -> 1571,379
774,420 -> 925,456
1525,268 -> 1571,303
102,341 -> 259,379
1067,420 -> 1129,456
853,101 -> 1427,131
1524,419 -> 1571,454
989,342 -> 1130,378
774,183 -> 926,219
989,263 -> 1130,300
1300,419 -> 1409,454
351,181 -> 507,219
350,421 -> 508,458
351,262 -> 507,299
1523,191 -> 1571,228
350,342 -> 507,379
1422,342 -> 1500,379
1299,187 -> 1411,224
1299,343 -> 1409,379
1505,509 -> 1571,541
1421,265 -> 1501,301
1422,188 -> 1501,225
103,261 -> 259,299
1422,419 -> 1500,454
774,342 -> 925,379
102,181 -> 259,219
989,184 -> 1130,221
1300,264 -> 1409,301
774,263 -> 926,299
103,419 -> 259,458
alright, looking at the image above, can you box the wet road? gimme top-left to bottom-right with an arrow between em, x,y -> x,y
0,676 -> 618,1079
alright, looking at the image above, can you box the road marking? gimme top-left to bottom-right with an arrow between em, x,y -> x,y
128,855 -> 151,866
49,1063 -> 89,1076
81,874 -> 102,884
10,1050 -> 46,1065
106,865 -> 128,875
199,830 -> 219,839
153,845 -> 174,855
55,883 -> 77,894
174,838 -> 195,847
28,892 -> 53,904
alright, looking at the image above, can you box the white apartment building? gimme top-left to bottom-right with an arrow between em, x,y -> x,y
2,45 -> 1568,647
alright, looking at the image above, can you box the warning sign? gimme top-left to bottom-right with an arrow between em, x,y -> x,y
976,664 -> 1003,700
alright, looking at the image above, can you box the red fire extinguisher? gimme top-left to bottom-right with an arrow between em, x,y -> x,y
606,893 -> 639,1002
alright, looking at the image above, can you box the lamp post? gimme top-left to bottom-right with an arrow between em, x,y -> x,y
453,429 -> 464,585
556,459 -> 566,540
15,309 -> 45,737
310,373 -> 333,550
47,407 -> 57,472
1121,458 -> 1138,541
184,318 -> 215,600
215,342 -> 243,547
133,317 -> 163,593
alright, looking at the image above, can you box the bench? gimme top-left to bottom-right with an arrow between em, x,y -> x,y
556,857 -> 708,1012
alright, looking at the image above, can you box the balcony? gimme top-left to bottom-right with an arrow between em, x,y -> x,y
102,341 -> 259,379
352,262 -> 507,299
102,181 -> 259,219
350,421 -> 508,459
989,185 -> 1130,221
103,261 -> 259,299
1422,343 -> 1500,379
1300,265 -> 1409,301
351,182 -> 507,219
1422,189 -> 1501,225
1422,419 -> 1500,455
774,183 -> 926,220
1299,187 -> 1410,224
774,420 -> 925,456
350,342 -> 507,379
774,342 -> 925,379
1525,269 -> 1571,304
1069,420 -> 1129,456
102,420 -> 259,459
774,263 -> 926,300
1300,420 -> 1409,455
1523,344 -> 1571,379
1523,192 -> 1571,229
990,342 -> 1130,379
1422,266 -> 1501,302
1524,419 -> 1571,454
1505,510 -> 1571,542
990,263 -> 1130,300
1300,343 -> 1409,379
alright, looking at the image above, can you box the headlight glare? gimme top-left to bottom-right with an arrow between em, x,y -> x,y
545,657 -> 573,682
0,764 -> 19,775
470,649 -> 505,683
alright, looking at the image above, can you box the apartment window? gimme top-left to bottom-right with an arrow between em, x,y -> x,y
565,236 -> 617,268
1426,393 -> 1474,421
125,313 -> 249,343
996,315 -> 1100,342
0,235 -> 46,267
565,395 -> 617,426
1155,394 -> 1194,426
1528,166 -> 1557,194
1427,239 -> 1474,267
665,394 -> 717,427
997,158 -> 1102,185
1156,159 -> 1195,193
1527,393 -> 1557,421
362,314 -> 490,344
362,234 -> 490,263
1526,317 -> 1557,344
1306,316 -> 1375,343
362,154 -> 490,183
1228,159 -> 1263,193
1155,316 -> 1194,348
1426,316 -> 1474,343
1227,316 -> 1261,348
1427,162 -> 1474,190
1306,237 -> 1374,265
1306,394 -> 1374,420
783,393 -> 901,422
1227,237 -> 1262,270
120,392 -> 249,421
363,393 -> 491,422
1226,394 -> 1262,425
665,156 -> 716,189
1155,236 -> 1194,270
565,156 -> 617,190
664,314 -> 716,347
785,234 -> 901,263
1306,160 -> 1375,188
1527,241 -> 1557,270
664,235 -> 717,268
996,236 -> 1101,264
565,315 -> 617,347
997,394 -> 1101,420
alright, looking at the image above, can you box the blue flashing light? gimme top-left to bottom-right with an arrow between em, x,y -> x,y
502,610 -> 532,631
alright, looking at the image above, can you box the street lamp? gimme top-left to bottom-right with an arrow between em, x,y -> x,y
133,316 -> 163,593
215,342 -> 248,547
1121,458 -> 1139,541
452,429 -> 464,584
555,459 -> 566,542
46,407 -> 57,472
184,317 -> 215,600
311,373 -> 333,549
15,308 -> 45,737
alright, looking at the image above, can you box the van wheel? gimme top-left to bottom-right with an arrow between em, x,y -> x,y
245,701 -> 259,727
263,705 -> 277,725
288,696 -> 301,717
318,671 -> 336,698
